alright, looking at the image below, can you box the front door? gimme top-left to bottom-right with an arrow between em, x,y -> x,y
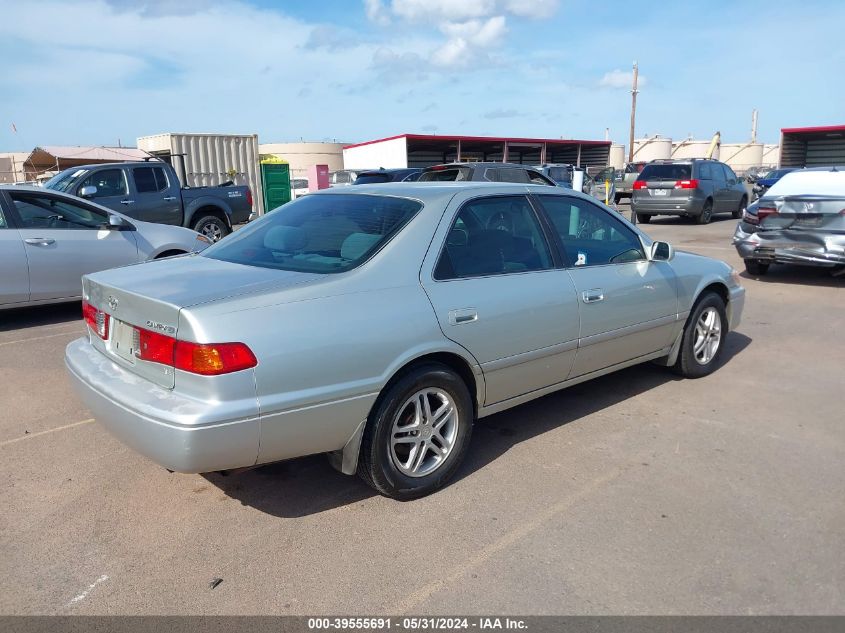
0,204 -> 29,305
75,167 -> 133,214
421,194 -> 580,405
535,194 -> 678,377
5,190 -> 139,302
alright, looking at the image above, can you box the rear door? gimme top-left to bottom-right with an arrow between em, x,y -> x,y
721,164 -> 744,210
421,193 -> 580,405
0,201 -> 30,305
5,190 -> 139,302
536,194 -> 678,377
130,165 -> 181,224
709,161 -> 729,211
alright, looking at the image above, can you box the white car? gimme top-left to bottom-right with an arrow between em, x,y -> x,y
0,185 -> 211,309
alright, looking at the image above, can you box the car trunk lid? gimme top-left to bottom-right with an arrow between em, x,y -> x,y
81,255 -> 322,388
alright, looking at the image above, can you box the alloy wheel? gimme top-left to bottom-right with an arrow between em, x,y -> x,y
390,388 -> 459,477
693,306 -> 722,365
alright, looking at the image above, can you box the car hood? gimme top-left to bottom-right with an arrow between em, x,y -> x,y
85,254 -> 323,308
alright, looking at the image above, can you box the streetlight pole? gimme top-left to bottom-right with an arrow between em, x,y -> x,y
628,61 -> 639,164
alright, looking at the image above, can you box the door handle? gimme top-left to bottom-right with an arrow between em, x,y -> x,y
24,238 -> 56,246
120,199 -> 135,205
581,289 -> 604,303
162,196 -> 177,201
448,308 -> 478,325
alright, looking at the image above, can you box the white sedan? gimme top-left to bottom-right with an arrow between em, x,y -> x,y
0,185 -> 210,310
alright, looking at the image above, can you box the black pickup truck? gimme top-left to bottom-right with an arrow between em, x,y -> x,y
43,161 -> 253,241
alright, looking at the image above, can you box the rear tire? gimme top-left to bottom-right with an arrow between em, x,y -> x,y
192,215 -> 230,242
673,293 -> 727,378
732,196 -> 747,220
636,213 -> 651,224
744,259 -> 769,276
357,363 -> 473,500
696,199 -> 713,224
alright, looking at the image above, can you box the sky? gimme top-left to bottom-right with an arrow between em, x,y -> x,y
1,0 -> 843,152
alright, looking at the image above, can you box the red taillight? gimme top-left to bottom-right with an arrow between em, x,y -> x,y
674,179 -> 699,189
632,180 -> 648,190
174,341 -> 257,376
82,301 -> 110,340
136,328 -> 176,365
757,206 -> 778,220
133,326 -> 256,376
245,188 -> 253,209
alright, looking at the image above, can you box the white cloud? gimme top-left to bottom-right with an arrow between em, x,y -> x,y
364,0 -> 390,25
599,69 -> 647,89
363,0 -> 556,68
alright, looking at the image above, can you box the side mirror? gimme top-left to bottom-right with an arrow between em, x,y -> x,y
107,214 -> 134,231
79,185 -> 97,198
650,241 -> 674,261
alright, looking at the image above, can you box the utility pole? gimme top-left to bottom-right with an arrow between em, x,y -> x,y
751,109 -> 758,143
628,61 -> 639,164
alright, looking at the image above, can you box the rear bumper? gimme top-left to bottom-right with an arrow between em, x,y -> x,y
733,224 -> 845,267
65,338 -> 260,473
632,193 -> 705,215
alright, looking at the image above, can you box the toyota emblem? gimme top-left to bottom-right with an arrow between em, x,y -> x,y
107,295 -> 119,311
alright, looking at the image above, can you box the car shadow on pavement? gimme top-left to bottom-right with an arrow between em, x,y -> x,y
0,301 -> 82,332
206,331 -> 752,518
740,267 -> 844,288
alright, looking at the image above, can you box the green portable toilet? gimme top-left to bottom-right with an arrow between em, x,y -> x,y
259,154 -> 291,213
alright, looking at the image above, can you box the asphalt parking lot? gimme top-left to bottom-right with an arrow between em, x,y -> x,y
1,210 -> 843,615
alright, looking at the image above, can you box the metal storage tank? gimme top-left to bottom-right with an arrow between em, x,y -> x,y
138,133 -> 263,215
632,136 -> 672,162
671,139 -> 719,160
761,144 -> 779,167
720,143 -> 764,174
608,144 -> 625,169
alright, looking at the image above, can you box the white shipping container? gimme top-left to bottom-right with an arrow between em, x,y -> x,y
137,133 -> 263,215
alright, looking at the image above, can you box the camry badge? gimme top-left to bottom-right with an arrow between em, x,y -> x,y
146,320 -> 176,335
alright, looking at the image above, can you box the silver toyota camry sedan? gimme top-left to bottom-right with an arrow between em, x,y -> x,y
66,183 -> 745,500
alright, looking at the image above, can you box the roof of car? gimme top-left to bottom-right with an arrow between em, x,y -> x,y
423,162 -> 541,170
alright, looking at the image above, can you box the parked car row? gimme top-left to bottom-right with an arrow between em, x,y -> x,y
0,185 -> 210,310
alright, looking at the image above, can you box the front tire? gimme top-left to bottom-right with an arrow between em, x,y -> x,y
192,215 -> 230,242
358,363 -> 473,500
673,293 -> 727,378
744,259 -> 769,275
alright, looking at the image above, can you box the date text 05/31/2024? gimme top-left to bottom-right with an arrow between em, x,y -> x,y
307,618 -> 528,630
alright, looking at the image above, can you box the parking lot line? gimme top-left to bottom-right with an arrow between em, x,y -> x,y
0,331 -> 82,347
0,418 -> 95,447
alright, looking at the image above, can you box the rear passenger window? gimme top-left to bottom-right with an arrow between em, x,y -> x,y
698,163 -> 712,180
538,195 -> 645,267
434,196 -> 552,280
496,168 -> 530,184
134,167 -> 168,193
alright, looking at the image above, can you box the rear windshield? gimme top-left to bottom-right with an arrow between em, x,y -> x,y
546,167 -> 573,184
202,193 -> 422,273
638,164 -> 691,180
354,173 -> 392,184
418,167 -> 470,182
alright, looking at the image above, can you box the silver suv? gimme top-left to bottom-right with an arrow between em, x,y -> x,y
631,159 -> 748,224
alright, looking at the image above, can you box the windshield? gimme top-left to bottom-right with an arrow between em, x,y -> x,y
202,193 -> 422,273
638,164 -> 691,180
418,167 -> 470,182
354,173 -> 392,184
43,168 -> 89,193
546,167 -> 573,185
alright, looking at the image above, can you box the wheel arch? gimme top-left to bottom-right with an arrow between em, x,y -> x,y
329,348 -> 483,476
186,203 -> 231,229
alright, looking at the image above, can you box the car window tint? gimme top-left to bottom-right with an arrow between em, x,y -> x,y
698,163 -> 712,180
711,163 -> 726,183
10,192 -> 108,230
434,195 -> 552,280
418,168 -> 468,182
526,170 -> 554,185
78,169 -> 127,198
203,193 -> 421,274
539,195 -> 645,267
134,167 -> 169,193
0,206 -> 7,228
153,166 -> 169,190
639,164 -> 691,180
723,164 -> 737,181
354,174 -> 392,184
497,168 -> 530,184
